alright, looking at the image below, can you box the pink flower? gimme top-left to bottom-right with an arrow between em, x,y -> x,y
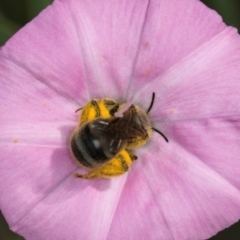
1,0 -> 240,239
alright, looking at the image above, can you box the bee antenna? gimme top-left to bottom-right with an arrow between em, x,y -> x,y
152,128 -> 169,142
146,92 -> 155,114
75,107 -> 83,113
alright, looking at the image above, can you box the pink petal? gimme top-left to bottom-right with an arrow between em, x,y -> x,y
133,27 -> 240,190
167,116 -> 240,190
108,137 -> 240,240
1,1 -> 89,103
1,0 -> 151,101
0,0 -> 240,239
135,27 -> 240,121
0,145 -> 77,225
0,56 -> 77,147
64,0 -> 151,100
126,0 -> 226,99
11,174 -> 127,240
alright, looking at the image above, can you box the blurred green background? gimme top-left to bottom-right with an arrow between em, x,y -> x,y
0,0 -> 240,239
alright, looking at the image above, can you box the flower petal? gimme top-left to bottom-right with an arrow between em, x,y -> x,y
126,0 -> 226,98
1,1 -> 89,103
0,145 -> 76,227
0,55 -> 77,147
132,27 -> 240,190
107,137 -> 240,240
1,0 -> 152,101
10,174 -> 127,240
167,116 -> 240,191
59,0 -> 151,100
134,27 -> 240,120
1,0 -> 240,240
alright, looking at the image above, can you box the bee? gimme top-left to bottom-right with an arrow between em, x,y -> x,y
70,93 -> 168,179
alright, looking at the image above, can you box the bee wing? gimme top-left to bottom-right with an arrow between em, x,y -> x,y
88,119 -> 126,156
88,104 -> 148,157
105,105 -> 148,139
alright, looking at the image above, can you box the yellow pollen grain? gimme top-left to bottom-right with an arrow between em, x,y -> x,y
145,41 -> 150,46
13,139 -> 19,143
170,109 -> 175,114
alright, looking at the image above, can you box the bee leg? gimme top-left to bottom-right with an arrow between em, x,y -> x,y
126,134 -> 149,150
74,150 -> 134,179
74,170 -> 113,179
128,151 -> 138,161
73,172 -> 97,179
73,173 -> 88,179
